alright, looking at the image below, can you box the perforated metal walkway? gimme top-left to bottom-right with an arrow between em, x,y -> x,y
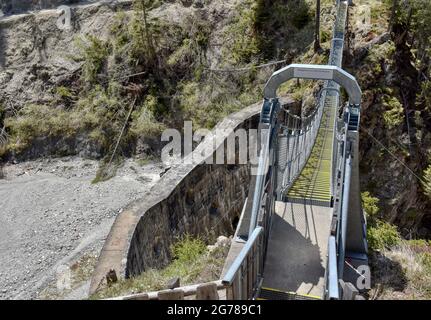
285,95 -> 337,206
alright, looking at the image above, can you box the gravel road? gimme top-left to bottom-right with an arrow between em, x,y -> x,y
0,156 -> 164,299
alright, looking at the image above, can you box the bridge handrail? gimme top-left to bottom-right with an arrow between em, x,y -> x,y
278,88 -> 327,195
327,236 -> 339,299
222,227 -> 263,299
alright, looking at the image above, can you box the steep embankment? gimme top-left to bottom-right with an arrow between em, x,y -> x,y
0,0 -> 322,163
347,1 -> 431,238
0,1 -> 137,160
346,0 -> 431,299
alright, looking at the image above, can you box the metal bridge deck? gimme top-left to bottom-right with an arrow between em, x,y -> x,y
262,201 -> 332,298
285,95 -> 337,206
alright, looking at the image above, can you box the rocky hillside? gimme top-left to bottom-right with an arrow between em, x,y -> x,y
0,1 -> 89,15
0,0 -> 323,164
343,0 -> 431,239
345,0 -> 431,299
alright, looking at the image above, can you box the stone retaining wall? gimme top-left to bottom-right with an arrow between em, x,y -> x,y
89,102 -> 262,294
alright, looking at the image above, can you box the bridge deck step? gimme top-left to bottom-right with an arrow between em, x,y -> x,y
258,287 -> 321,300
262,202 -> 333,296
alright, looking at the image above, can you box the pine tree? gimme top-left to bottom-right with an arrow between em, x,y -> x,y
314,0 -> 321,52
131,0 -> 158,70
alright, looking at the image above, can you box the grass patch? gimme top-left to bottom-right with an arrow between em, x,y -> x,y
4,104 -> 81,154
91,235 -> 229,299
370,240 -> 431,299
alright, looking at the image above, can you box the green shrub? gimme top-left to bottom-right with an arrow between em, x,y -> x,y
320,30 -> 331,43
5,104 -> 80,153
408,239 -> 431,249
75,35 -> 111,84
167,14 -> 210,68
361,191 -> 380,221
170,234 -> 206,264
291,2 -> 311,29
55,86 -> 75,100
223,0 -> 261,64
417,80 -> 431,111
76,84 -> 125,127
110,11 -> 129,47
364,41 -> 395,76
128,0 -> 161,67
422,165 -> 431,198
420,252 -> 431,273
382,95 -> 404,129
130,96 -> 165,137
367,221 -> 401,251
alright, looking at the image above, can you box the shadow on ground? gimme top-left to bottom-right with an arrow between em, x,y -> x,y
263,213 -> 324,294
368,251 -> 408,299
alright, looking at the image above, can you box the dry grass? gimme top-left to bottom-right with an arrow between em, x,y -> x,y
38,252 -> 99,300
90,235 -> 230,300
369,241 -> 431,300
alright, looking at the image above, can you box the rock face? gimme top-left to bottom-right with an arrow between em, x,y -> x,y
347,5 -> 431,238
0,1 -> 135,159
0,0 -> 237,160
0,1 -> 128,109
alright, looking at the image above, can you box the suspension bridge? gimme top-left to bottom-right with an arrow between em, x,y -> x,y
100,0 -> 369,301
221,0 -> 368,300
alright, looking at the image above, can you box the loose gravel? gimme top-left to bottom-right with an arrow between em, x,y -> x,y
0,156 -> 164,300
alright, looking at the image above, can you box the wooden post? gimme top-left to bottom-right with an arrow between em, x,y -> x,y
158,289 -> 185,300
124,293 -> 149,300
196,283 -> 219,300
339,280 -> 359,300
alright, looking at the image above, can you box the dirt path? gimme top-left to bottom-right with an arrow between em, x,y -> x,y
0,156 -> 164,299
